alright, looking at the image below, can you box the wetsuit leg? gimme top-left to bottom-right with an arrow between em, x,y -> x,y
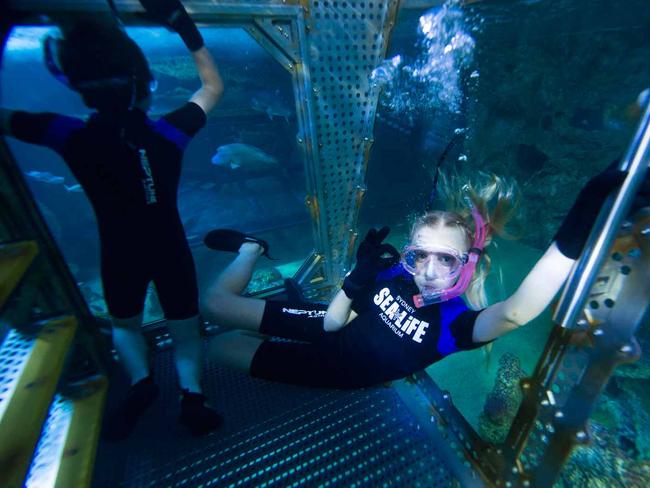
153,238 -> 199,320
259,300 -> 329,342
249,339 -> 374,389
101,247 -> 150,319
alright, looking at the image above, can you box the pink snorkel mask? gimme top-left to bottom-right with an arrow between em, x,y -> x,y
409,205 -> 487,308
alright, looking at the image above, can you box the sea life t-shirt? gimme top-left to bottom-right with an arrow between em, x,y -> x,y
331,273 -> 490,383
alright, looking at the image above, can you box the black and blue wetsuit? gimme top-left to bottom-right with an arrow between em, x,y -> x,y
253,268 -> 492,388
9,102 -> 206,320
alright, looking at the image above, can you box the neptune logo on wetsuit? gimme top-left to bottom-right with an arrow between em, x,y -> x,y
139,148 -> 157,204
373,287 -> 429,343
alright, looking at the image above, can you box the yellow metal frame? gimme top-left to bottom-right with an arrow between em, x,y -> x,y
0,316 -> 78,488
0,240 -> 38,310
54,377 -> 108,488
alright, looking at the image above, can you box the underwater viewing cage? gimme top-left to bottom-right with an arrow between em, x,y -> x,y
1,1 -> 649,487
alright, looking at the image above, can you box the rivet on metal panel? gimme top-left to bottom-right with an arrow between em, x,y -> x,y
554,410 -> 564,419
288,63 -> 294,71
593,328 -> 604,336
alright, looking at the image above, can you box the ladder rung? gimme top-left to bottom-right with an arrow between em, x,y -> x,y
24,377 -> 108,488
0,315 -> 78,488
0,240 -> 38,311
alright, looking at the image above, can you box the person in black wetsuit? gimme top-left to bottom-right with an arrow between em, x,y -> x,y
1,0 -> 224,437
200,156 -> 648,388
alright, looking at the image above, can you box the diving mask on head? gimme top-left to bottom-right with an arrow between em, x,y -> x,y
43,34 -> 158,96
407,206 -> 487,308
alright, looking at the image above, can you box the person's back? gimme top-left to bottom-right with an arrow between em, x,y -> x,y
1,0 -> 226,439
11,102 -> 204,241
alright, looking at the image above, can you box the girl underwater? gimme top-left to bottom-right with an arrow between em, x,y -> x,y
200,163 -> 641,389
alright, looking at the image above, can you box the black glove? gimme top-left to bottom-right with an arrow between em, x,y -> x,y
138,0 -> 204,51
342,227 -> 400,300
554,160 -> 649,259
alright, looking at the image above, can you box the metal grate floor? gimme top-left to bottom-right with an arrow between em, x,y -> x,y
92,345 -> 457,487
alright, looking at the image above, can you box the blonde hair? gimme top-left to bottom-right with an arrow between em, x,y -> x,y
410,172 -> 520,310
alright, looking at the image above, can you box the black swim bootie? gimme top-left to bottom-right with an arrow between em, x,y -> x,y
203,228 -> 273,258
179,390 -> 224,436
103,375 -> 159,441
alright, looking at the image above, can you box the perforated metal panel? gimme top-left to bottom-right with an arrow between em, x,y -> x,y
304,0 -> 401,286
25,394 -> 74,488
518,348 -> 589,474
0,328 -> 35,416
92,347 -> 458,487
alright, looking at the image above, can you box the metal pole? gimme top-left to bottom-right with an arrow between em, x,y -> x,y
553,100 -> 650,328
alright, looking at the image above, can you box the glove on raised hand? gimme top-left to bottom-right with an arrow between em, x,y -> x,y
554,160 -> 650,259
342,226 -> 400,300
139,0 -> 204,51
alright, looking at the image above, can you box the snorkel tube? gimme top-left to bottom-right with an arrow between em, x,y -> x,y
412,205 -> 487,308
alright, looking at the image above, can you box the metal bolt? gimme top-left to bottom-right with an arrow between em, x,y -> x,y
641,226 -> 650,236
555,410 -> 564,419
576,430 -> 588,442
620,344 -> 633,354
576,318 -> 588,327
442,393 -> 450,400
288,63 -> 294,70
593,328 -> 604,336
297,137 -> 304,144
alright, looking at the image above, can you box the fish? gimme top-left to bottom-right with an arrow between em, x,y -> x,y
211,143 -> 279,171
250,89 -> 293,122
25,170 -> 65,185
64,184 -> 83,193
